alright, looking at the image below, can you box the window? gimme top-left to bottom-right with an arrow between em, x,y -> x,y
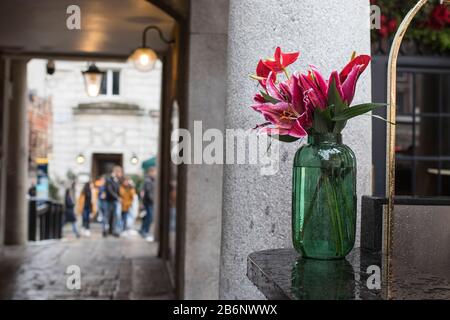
372,56 -> 450,197
100,70 -> 120,96
395,71 -> 450,196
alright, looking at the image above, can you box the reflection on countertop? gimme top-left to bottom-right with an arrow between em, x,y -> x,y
247,248 -> 450,300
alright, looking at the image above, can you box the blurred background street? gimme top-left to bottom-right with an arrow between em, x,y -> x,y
0,224 -> 173,300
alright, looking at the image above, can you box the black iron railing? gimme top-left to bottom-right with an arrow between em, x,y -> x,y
28,199 -> 63,241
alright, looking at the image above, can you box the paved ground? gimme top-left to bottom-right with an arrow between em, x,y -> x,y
0,224 -> 174,300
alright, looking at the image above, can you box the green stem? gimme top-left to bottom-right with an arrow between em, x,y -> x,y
330,176 -> 346,254
300,173 -> 325,241
282,68 -> 290,80
336,169 -> 355,239
324,173 -> 344,256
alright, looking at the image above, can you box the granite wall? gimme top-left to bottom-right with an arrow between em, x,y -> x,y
219,0 -> 372,299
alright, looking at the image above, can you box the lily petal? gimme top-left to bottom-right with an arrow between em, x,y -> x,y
290,74 -> 304,114
253,93 -> 266,103
260,127 -> 290,136
263,47 -> 300,73
341,64 -> 363,105
299,74 -> 327,110
289,118 -> 308,138
310,65 -> 328,98
328,71 -> 345,103
279,80 -> 292,101
266,73 -> 284,101
340,54 -> 371,83
281,51 -> 300,69
252,102 -> 291,126
256,60 -> 276,88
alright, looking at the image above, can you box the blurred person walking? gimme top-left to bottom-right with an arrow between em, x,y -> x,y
104,165 -> 123,237
140,166 -> 156,240
129,189 -> 139,232
64,182 -> 80,238
95,175 -> 107,223
120,176 -> 136,233
77,181 -> 95,237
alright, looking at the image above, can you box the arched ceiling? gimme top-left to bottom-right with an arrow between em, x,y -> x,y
0,0 -> 176,59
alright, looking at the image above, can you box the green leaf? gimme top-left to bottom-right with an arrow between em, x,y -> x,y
369,114 -> 395,125
313,108 -> 332,133
327,79 -> 346,112
327,78 -> 348,133
331,103 -> 387,122
269,134 -> 300,143
260,91 -> 280,104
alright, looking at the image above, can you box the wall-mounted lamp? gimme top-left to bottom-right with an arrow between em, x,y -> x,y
128,25 -> 175,72
76,153 -> 86,165
82,63 -> 105,97
46,60 -> 55,75
130,154 -> 139,165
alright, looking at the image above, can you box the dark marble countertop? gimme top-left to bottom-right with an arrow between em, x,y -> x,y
247,248 -> 450,300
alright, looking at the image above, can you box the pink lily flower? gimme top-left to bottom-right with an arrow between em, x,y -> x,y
298,69 -> 328,110
337,54 -> 371,105
262,47 -> 300,73
253,93 -> 266,103
300,55 -> 371,107
255,60 -> 277,88
249,49 -> 374,141
261,117 -> 309,138
252,102 -> 309,138
251,74 -> 312,138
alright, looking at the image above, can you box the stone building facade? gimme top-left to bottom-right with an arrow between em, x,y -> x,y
27,92 -> 52,172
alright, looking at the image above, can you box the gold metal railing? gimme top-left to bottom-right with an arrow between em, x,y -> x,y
384,0 -> 450,299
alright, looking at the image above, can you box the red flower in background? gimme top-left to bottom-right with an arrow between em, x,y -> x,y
378,15 -> 398,38
427,4 -> 450,30
387,18 -> 398,33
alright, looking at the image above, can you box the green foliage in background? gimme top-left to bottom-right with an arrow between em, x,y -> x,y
49,178 -> 61,202
371,0 -> 450,54
130,174 -> 144,193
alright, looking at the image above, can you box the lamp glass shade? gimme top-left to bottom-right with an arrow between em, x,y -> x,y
76,154 -> 85,164
129,48 -> 158,72
82,65 -> 104,97
130,155 -> 139,165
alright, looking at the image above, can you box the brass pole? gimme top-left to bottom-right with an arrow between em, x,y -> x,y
385,0 -> 430,299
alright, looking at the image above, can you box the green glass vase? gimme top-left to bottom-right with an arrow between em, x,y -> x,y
291,258 -> 355,299
292,133 -> 356,260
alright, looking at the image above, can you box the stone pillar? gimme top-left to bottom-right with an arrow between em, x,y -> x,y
183,0 -> 229,299
0,58 -> 11,245
156,52 -> 174,259
4,59 -> 29,245
220,0 -> 372,299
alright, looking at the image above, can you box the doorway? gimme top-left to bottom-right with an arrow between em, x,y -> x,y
91,153 -> 123,179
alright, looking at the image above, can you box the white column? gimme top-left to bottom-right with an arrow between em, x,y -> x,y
4,59 -> 29,245
220,0 -> 372,299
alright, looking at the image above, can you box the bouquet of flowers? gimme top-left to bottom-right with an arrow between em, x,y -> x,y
250,47 -> 384,141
